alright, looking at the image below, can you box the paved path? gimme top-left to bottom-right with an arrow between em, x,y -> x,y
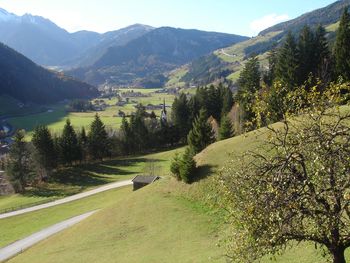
0,211 -> 97,262
0,180 -> 132,219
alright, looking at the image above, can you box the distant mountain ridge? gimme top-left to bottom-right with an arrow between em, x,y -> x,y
0,42 -> 98,104
68,27 -> 249,87
0,8 -> 153,66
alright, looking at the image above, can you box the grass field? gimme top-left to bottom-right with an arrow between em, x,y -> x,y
0,147 -> 183,213
6,178 -> 224,263
6,88 -> 176,137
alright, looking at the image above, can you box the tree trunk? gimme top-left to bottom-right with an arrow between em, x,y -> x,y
331,247 -> 346,263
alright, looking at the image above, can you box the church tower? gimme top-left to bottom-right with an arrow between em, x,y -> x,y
161,99 -> 167,123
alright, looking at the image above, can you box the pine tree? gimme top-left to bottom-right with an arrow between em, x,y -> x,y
334,8 -> 350,81
298,26 -> 316,84
58,119 -> 81,165
179,147 -> 196,183
314,25 -> 332,82
275,32 -> 299,87
187,108 -> 215,154
5,130 -> 32,193
88,114 -> 110,160
236,55 -> 261,123
219,115 -> 234,140
171,93 -> 191,142
220,85 -> 234,117
78,127 -> 88,162
129,113 -> 148,153
120,116 -> 133,154
32,125 -> 57,178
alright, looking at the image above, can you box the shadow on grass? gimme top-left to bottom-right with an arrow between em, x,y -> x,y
191,164 -> 217,183
23,157 -> 167,198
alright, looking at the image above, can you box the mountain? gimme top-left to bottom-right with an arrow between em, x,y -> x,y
174,0 -> 350,88
0,8 -> 153,66
68,24 -> 154,67
67,27 -> 249,87
0,42 -> 98,104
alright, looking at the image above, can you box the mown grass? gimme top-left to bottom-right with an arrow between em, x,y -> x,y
0,186 -> 131,248
6,178 -> 224,263
0,148 -> 183,213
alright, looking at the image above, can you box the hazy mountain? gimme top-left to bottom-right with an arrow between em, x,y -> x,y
68,24 -> 154,67
177,0 -> 350,87
68,27 -> 249,87
0,8 -> 153,67
0,42 -> 98,104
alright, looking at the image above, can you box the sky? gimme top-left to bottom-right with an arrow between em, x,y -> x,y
0,0 -> 337,36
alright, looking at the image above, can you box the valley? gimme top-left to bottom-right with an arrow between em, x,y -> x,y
1,1 -> 350,263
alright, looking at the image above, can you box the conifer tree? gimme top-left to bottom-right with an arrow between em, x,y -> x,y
171,93 -> 191,142
179,147 -> 196,183
32,125 -> 57,177
187,108 -> 215,154
314,25 -> 332,81
236,55 -> 261,123
88,114 -> 110,160
78,127 -> 88,162
298,26 -> 316,84
219,115 -> 234,140
6,130 -> 32,192
120,116 -> 133,154
221,85 -> 234,117
59,119 -> 81,165
275,32 -> 299,87
334,8 -> 350,81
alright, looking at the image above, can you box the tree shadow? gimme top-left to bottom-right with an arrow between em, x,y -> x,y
191,164 -> 217,183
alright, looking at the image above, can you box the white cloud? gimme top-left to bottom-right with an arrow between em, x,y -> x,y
250,13 -> 289,36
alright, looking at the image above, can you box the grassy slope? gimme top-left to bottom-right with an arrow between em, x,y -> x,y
0,148 -> 182,213
7,179 -> 224,263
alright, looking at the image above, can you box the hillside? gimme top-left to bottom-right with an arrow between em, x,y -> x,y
0,42 -> 98,104
67,27 -> 249,87
4,121 -> 350,262
172,0 -> 349,87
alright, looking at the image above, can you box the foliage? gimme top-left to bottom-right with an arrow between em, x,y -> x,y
31,125 -> 57,179
68,99 -> 93,112
220,82 -> 350,263
179,147 -> 197,184
218,115 -> 234,140
171,93 -> 192,142
5,130 -> 33,193
58,119 -> 81,165
88,114 -> 111,160
170,152 -> 181,181
187,108 -> 215,154
236,55 -> 261,126
334,8 -> 350,81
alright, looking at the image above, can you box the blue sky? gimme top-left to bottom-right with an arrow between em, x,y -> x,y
0,0 -> 337,36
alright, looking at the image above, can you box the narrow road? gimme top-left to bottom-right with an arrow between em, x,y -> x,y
0,180 -> 132,219
0,210 -> 97,262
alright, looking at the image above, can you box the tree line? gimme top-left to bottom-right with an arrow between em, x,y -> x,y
236,8 -> 350,129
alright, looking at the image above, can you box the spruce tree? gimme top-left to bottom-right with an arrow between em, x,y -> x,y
275,32 -> 299,88
32,125 -> 57,178
120,116 -> 133,154
236,55 -> 261,123
220,85 -> 234,117
314,25 -> 332,81
171,93 -> 191,142
187,108 -> 215,154
88,114 -> 110,160
78,127 -> 88,162
179,147 -> 196,183
334,8 -> 350,81
298,26 -> 316,84
6,130 -> 32,192
219,115 -> 234,140
59,119 -> 81,165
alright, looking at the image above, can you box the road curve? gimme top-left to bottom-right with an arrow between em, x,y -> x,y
0,180 -> 132,219
0,210 -> 98,262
